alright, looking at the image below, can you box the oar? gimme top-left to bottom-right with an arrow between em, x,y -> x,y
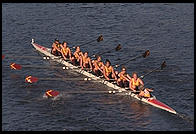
25,75 -> 120,84
45,89 -> 122,96
92,44 -> 122,58
25,76 -> 92,83
115,50 -> 150,68
3,55 -> 50,60
72,35 -> 103,49
140,61 -> 166,79
9,63 -> 68,70
66,90 -> 124,94
24,75 -> 111,83
9,62 -> 92,71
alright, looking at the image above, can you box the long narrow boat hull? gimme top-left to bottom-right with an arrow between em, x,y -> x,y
31,39 -> 177,115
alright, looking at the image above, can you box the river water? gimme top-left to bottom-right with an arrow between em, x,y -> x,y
2,3 -> 194,131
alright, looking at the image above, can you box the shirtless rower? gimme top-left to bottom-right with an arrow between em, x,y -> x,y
129,72 -> 144,93
117,66 -> 132,88
80,52 -> 93,70
93,55 -> 104,76
103,59 -> 117,81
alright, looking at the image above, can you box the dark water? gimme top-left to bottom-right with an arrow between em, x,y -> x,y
2,3 -> 194,131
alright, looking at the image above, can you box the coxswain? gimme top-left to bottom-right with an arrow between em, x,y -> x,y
117,66 -> 132,88
80,52 -> 93,70
72,46 -> 83,66
129,72 -> 144,93
103,59 -> 117,81
93,55 -> 104,76
51,39 -> 61,56
60,41 -> 72,61
138,88 -> 153,98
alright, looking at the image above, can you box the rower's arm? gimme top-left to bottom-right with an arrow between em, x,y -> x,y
55,45 -> 61,52
139,78 -> 144,86
80,57 -> 83,69
68,48 -> 72,57
98,64 -> 104,73
61,49 -> 67,60
121,74 -> 130,81
103,67 -> 110,80
129,80 -> 133,90
111,67 -> 117,80
127,74 -> 132,80
94,61 -> 98,68
88,58 -> 93,69
52,43 -> 55,48
53,43 -> 58,50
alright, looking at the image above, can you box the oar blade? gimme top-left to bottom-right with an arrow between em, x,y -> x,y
115,44 -> 122,51
45,89 -> 60,97
161,61 -> 166,70
97,35 -> 103,42
25,76 -> 38,83
142,50 -> 150,58
10,63 -> 22,70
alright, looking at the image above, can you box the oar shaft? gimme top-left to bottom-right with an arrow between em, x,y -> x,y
4,55 -> 44,59
73,35 -> 103,49
115,50 -> 150,68
98,49 -> 112,56
79,40 -> 95,47
140,66 -> 160,78
38,77 -> 113,81
140,61 -> 166,79
62,90 -> 112,94
117,55 -> 142,68
21,65 -> 64,69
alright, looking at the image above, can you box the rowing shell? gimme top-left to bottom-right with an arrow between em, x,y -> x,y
31,39 -> 177,114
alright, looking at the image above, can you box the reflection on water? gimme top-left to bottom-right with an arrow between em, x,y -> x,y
128,100 -> 152,128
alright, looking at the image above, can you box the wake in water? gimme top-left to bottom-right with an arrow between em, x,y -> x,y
176,113 -> 194,126
42,91 -> 74,101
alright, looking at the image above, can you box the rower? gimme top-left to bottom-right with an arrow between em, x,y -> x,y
117,66 -> 131,88
129,72 -> 144,93
72,46 -> 83,66
80,52 -> 93,70
138,88 -> 153,98
93,55 -> 104,76
60,41 -> 72,61
103,59 -> 117,81
51,39 -> 61,56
